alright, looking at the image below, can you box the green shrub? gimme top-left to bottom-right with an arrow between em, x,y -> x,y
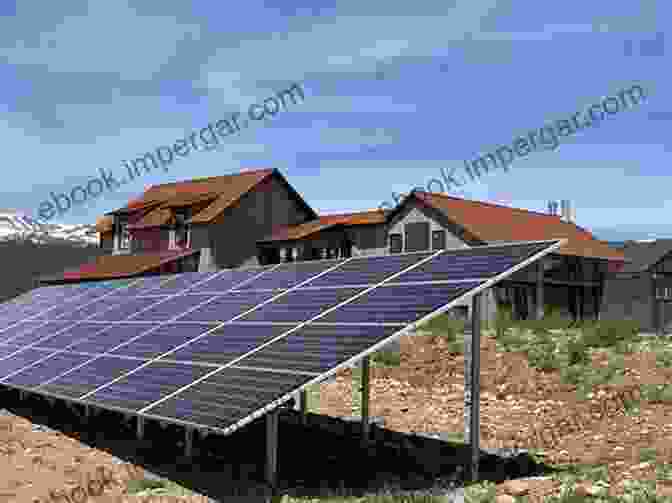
560,364 -> 585,385
580,319 -> 640,348
494,304 -> 514,339
655,348 -> 672,368
641,384 -> 672,404
566,338 -> 590,365
423,313 -> 466,342
373,350 -> 401,367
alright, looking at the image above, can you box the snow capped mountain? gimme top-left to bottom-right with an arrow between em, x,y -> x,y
0,209 -> 98,246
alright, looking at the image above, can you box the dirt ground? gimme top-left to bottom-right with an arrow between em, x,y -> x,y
317,333 -> 672,501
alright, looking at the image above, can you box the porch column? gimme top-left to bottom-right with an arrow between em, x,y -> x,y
536,259 -> 545,320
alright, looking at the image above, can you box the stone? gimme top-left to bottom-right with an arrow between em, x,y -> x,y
574,483 -> 600,497
501,479 -> 530,496
495,495 -> 516,503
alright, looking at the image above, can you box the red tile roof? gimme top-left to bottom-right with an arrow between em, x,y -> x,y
56,249 -> 198,282
411,192 -> 626,261
259,209 -> 388,242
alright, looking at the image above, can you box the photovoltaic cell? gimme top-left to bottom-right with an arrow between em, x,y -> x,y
179,291 -> 278,323
390,242 -> 552,284
240,287 -> 364,323
299,252 -> 435,288
87,298 -> 164,321
0,321 -> 45,344
4,321 -> 74,346
104,277 -> 168,296
41,356 -> 149,399
0,348 -> 54,381
29,323 -> 111,351
318,282 -> 482,324
129,295 -> 216,322
142,272 -> 218,295
45,296 -> 137,321
110,323 -> 218,359
144,367 -> 309,429
66,323 -> 158,354
167,323 -> 294,366
0,345 -> 23,358
235,324 -> 401,374
86,362 -> 212,411
4,352 -> 94,387
194,268 -> 271,294
236,259 -> 343,291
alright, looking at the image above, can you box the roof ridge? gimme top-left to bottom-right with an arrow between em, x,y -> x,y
418,191 -> 566,219
149,168 -> 274,189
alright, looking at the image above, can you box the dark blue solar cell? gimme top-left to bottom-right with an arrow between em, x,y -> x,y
144,366 -> 309,430
86,362 -> 212,411
34,323 -> 111,351
236,259 -> 344,291
4,352 -> 93,388
129,295 -> 216,322
240,288 -> 364,323
106,277 -> 169,296
238,324 -> 401,374
0,348 -> 55,381
0,345 -> 23,358
68,323 -> 158,354
303,252 -> 435,288
169,323 -> 294,365
196,268 -> 270,294
110,323 -> 218,359
52,296 -> 142,321
141,272 -> 218,295
319,282 -> 483,324
29,290 -> 111,320
179,291 -> 277,323
87,298 -> 164,321
4,321 -> 74,346
390,242 -> 552,284
41,356 -> 148,398
0,322 -> 46,344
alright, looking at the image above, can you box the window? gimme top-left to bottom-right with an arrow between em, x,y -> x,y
432,230 -> 446,250
389,233 -> 402,254
172,208 -> 191,249
118,218 -> 130,250
404,222 -> 429,252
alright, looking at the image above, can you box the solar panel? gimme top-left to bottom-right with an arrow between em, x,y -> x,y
0,321 -> 47,344
140,272 -> 219,295
179,291 -> 278,323
3,352 -> 95,387
235,259 -> 344,291
236,324 -> 402,374
3,321 -> 74,347
239,288 -> 365,323
109,323 -> 218,359
168,323 -> 296,366
40,356 -> 148,399
84,362 -> 212,411
0,240 -> 563,437
128,294 -> 216,322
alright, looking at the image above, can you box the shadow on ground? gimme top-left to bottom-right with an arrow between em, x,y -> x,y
0,387 -> 556,501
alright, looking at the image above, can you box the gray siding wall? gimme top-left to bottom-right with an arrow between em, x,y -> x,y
99,234 -> 114,252
601,274 -> 653,329
208,176 -> 312,269
388,206 -> 467,251
349,224 -> 387,256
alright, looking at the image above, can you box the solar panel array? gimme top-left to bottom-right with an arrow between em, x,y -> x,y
0,240 -> 561,435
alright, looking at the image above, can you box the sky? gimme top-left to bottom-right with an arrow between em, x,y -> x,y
0,0 -> 669,240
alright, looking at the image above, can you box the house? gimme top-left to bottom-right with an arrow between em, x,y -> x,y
601,240 -> 672,333
42,170 -> 628,327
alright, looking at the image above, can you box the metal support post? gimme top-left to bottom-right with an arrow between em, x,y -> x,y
536,259 -> 545,320
464,293 -> 481,481
185,427 -> 193,457
137,417 -> 144,440
361,356 -> 370,443
299,389 -> 308,425
266,409 -> 279,489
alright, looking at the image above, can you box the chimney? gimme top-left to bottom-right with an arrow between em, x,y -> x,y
547,200 -> 559,216
560,200 -> 575,223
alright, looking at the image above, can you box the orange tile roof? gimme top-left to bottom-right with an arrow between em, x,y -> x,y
412,192 -> 626,261
58,249 -> 198,282
259,209 -> 388,242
